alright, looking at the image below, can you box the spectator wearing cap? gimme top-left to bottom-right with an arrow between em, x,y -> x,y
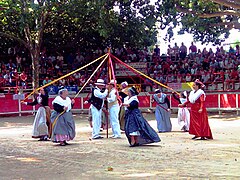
152,89 -> 172,133
107,79 -> 121,138
88,79 -> 108,139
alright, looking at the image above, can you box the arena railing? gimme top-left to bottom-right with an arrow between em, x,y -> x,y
0,92 -> 239,116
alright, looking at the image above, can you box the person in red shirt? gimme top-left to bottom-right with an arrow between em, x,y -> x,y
226,69 -> 239,90
19,70 -> 27,89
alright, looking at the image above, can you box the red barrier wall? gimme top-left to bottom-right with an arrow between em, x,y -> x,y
0,93 -> 239,114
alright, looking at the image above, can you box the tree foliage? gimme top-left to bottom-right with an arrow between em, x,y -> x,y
0,0 -> 158,87
156,0 -> 240,45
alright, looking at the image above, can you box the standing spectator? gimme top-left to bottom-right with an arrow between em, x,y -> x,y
179,79 -> 213,140
172,43 -> 179,60
16,54 -> 22,73
167,45 -> 174,58
154,45 -> 160,56
236,45 -> 240,57
189,42 -> 197,59
179,42 -> 187,60
152,89 -> 172,133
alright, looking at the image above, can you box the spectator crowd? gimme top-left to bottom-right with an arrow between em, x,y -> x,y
0,42 -> 240,93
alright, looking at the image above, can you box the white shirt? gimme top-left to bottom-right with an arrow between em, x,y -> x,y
52,96 -> 72,112
107,88 -> 117,103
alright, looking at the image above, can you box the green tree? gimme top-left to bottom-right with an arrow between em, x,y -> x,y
156,0 -> 240,44
0,0 -> 55,88
0,0 -> 158,88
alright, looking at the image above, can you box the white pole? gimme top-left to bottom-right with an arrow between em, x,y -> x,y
18,98 -> 22,116
218,93 -> 221,115
236,94 -> 239,115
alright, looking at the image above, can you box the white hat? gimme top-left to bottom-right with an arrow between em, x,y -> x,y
154,89 -> 161,94
121,81 -> 128,87
94,79 -> 105,86
109,79 -> 117,85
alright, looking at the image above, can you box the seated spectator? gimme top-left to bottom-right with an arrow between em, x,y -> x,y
226,68 -> 239,90
185,73 -> 192,82
201,70 -> 211,90
19,70 -> 27,89
3,70 -> 11,86
42,76 -> 52,86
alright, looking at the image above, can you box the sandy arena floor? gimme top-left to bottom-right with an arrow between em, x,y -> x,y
0,112 -> 240,180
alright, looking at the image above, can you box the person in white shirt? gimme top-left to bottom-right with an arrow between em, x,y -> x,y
107,80 -> 121,138
88,79 -> 108,139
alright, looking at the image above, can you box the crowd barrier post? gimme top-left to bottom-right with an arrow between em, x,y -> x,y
236,94 -> 239,115
18,98 -> 22,117
218,94 -> 221,115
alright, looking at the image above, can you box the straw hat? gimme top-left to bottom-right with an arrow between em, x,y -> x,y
94,79 -> 105,86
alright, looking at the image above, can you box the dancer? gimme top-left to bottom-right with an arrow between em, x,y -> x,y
85,85 -> 109,130
118,81 -> 128,131
123,87 -> 160,147
107,79 -> 121,138
51,88 -> 76,146
22,88 -> 51,141
88,79 -> 108,139
152,89 -> 172,132
179,79 -> 213,140
172,91 -> 190,131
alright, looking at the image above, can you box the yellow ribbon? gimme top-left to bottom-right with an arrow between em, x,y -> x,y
22,53 -> 108,102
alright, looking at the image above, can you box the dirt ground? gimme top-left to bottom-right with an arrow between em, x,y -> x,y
0,112 -> 240,180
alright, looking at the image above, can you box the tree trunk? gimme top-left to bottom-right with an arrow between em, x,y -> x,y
30,48 -> 40,89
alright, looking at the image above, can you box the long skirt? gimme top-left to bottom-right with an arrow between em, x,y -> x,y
32,107 -> 49,138
189,103 -> 213,139
45,106 -> 52,138
155,104 -> 172,132
178,107 -> 190,131
119,106 -> 125,131
51,111 -> 76,142
125,109 -> 160,145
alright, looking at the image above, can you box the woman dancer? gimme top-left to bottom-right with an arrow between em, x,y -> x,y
123,87 -> 160,147
51,88 -> 76,146
179,79 -> 213,140
172,91 -> 190,131
22,88 -> 51,141
152,89 -> 172,132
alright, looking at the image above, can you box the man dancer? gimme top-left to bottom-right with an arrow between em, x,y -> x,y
89,79 -> 108,139
107,80 -> 121,138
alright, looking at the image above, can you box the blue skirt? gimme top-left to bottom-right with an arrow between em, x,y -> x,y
124,109 -> 161,145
